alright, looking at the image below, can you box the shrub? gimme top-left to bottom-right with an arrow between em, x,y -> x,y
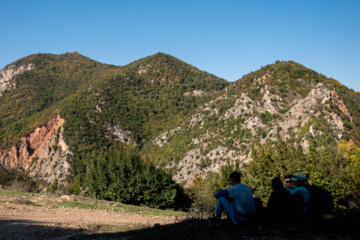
87,149 -> 190,209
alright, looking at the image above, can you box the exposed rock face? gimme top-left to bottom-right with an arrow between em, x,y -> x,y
0,115 -> 71,184
152,127 -> 181,147
137,65 -> 149,74
183,90 -> 208,97
158,83 -> 347,185
330,89 -> 352,122
0,63 -> 35,97
104,123 -> 134,144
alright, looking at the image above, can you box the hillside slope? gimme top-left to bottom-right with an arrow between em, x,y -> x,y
0,54 -> 359,189
141,61 -> 360,184
0,52 -> 229,184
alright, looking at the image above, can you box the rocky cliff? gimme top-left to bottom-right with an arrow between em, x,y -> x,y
0,62 -> 35,97
0,115 -> 71,184
154,81 -> 351,185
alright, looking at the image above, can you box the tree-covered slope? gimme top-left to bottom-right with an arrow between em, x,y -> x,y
59,53 -> 229,176
142,60 -> 360,185
0,52 -> 229,182
0,52 -> 118,147
1,54 -> 359,208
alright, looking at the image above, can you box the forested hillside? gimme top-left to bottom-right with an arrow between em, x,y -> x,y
141,60 -> 360,208
0,52 -> 118,147
0,52 -> 228,208
0,53 -> 359,209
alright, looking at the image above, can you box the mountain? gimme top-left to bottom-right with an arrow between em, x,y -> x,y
0,52 -> 229,184
0,54 -> 359,191
141,60 -> 360,185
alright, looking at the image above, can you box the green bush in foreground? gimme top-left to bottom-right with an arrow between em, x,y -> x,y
87,149 -> 190,210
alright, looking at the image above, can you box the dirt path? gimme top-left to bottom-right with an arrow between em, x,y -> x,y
0,194 -> 183,240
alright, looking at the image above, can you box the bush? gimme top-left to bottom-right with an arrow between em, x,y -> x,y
0,166 -> 39,192
87,149 -> 190,209
187,174 -> 221,217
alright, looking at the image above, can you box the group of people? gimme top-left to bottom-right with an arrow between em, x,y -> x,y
210,172 -> 311,226
267,174 -> 311,220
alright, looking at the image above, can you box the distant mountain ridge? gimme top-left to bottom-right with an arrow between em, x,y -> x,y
0,53 -> 359,187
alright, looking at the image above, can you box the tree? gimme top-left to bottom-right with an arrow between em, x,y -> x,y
87,149 -> 189,209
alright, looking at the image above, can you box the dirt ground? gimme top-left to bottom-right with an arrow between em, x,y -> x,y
0,194 -> 183,240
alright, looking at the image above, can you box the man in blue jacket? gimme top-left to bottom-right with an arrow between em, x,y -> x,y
210,172 -> 257,226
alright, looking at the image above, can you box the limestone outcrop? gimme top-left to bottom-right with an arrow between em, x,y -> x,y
0,115 -> 71,184
0,62 -> 35,97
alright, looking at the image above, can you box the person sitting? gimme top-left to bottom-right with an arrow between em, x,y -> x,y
286,174 -> 311,215
267,177 -> 293,220
210,171 -> 257,226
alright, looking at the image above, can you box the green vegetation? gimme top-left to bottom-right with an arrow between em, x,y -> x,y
242,138 -> 360,209
0,52 -> 229,197
0,52 -> 118,147
86,149 -> 190,210
0,166 -> 40,192
1,53 -> 360,215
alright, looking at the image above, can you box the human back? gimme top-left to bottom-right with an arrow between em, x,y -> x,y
267,177 -> 293,219
227,183 -> 257,219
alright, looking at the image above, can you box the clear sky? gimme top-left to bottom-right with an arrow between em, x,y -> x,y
1,0 -> 359,92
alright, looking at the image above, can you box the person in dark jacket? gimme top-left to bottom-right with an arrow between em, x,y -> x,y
267,177 -> 293,220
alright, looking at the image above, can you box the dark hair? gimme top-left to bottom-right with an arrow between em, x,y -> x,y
284,175 -> 293,179
271,177 -> 284,190
229,171 -> 241,183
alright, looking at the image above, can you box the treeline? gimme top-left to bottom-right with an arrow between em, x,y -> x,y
243,138 -> 360,209
189,138 -> 360,212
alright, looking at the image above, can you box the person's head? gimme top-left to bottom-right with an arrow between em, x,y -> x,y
290,174 -> 307,186
229,171 -> 241,185
271,177 -> 284,191
284,175 -> 294,188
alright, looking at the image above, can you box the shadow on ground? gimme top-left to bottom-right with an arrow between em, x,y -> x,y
70,208 -> 360,240
0,219 -> 83,240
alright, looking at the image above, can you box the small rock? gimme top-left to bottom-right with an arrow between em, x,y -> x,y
59,195 -> 73,201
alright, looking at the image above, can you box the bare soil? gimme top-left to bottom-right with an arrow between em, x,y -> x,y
1,193 -> 358,240
0,194 -> 182,240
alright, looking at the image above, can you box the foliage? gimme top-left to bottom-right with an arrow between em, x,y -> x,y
187,173 -> 222,216
0,52 -> 117,147
242,138 -> 360,209
86,149 -> 190,210
0,166 -> 40,192
0,52 -> 229,188
187,163 -> 240,216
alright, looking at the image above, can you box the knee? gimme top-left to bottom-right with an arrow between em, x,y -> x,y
218,196 -> 229,205
218,196 -> 225,202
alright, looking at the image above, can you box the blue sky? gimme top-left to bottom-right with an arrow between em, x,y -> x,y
1,0 -> 359,92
